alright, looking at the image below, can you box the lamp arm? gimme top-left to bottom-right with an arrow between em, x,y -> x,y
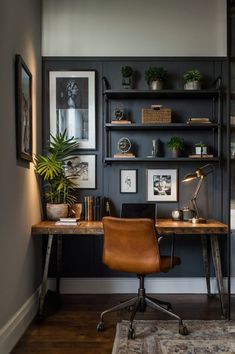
191,198 -> 200,218
191,176 -> 204,218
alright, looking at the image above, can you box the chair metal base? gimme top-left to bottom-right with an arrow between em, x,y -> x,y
97,276 -> 189,338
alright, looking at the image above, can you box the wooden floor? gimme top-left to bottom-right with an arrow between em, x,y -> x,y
12,293 -> 235,354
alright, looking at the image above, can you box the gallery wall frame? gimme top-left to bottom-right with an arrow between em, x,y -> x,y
64,154 -> 96,189
147,169 -> 178,202
15,54 -> 32,162
49,71 -> 96,149
120,169 -> 137,193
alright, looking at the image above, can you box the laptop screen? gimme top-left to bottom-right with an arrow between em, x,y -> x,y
121,203 -> 156,219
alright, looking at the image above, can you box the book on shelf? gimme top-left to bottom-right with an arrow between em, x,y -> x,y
94,196 -> 101,221
111,120 -> 131,124
84,196 -> 94,221
113,153 -> 135,158
187,117 -> 211,124
189,154 -> 214,158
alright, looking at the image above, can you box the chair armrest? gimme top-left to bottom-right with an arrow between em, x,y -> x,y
158,233 -> 175,268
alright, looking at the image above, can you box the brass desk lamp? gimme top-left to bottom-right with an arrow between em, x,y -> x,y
182,164 -> 213,224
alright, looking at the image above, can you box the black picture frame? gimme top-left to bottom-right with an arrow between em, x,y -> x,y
120,169 -> 138,194
15,54 -> 32,162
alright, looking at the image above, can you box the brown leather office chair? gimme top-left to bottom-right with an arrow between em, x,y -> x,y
97,216 -> 188,339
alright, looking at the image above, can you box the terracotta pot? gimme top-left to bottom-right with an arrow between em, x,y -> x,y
46,203 -> 68,221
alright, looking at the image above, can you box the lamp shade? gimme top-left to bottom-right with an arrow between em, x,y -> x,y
182,172 -> 198,182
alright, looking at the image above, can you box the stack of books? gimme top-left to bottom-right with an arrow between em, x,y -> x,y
187,117 -> 211,124
111,120 -> 131,124
55,218 -> 79,226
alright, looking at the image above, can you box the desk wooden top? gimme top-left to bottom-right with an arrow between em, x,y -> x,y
32,219 -> 228,236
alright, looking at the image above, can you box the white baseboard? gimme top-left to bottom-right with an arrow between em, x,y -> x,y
48,277 -> 235,294
0,287 -> 40,354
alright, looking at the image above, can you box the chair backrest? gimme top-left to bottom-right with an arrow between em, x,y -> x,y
121,203 -> 156,219
102,216 -> 161,274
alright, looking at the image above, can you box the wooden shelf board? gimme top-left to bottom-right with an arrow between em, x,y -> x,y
105,123 -> 219,130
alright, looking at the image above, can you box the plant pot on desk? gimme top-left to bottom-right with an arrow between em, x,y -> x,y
46,203 -> 69,221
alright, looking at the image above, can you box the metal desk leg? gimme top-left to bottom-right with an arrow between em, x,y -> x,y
39,234 -> 54,317
56,235 -> 62,295
210,235 -> 226,318
201,235 -> 211,295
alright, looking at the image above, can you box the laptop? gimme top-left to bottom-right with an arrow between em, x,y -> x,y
121,203 -> 156,219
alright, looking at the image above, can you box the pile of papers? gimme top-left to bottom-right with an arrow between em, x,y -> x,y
55,218 -> 79,226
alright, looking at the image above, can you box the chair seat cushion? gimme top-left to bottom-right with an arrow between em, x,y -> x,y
160,256 -> 181,272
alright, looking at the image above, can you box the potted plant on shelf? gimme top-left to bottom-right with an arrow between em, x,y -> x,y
121,66 -> 134,89
167,136 -> 184,158
195,142 -> 207,155
144,67 -> 168,90
34,130 -> 79,221
183,69 -> 202,90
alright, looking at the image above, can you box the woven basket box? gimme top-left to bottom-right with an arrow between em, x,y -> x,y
141,107 -> 172,123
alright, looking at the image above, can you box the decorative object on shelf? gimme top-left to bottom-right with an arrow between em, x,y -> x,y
182,206 -> 195,221
167,136 -> 184,158
172,209 -> 183,221
147,169 -> 178,202
151,139 -> 158,158
194,142 -> 208,155
114,137 -> 135,158
49,70 -> 96,149
144,67 -> 168,90
15,54 -> 32,162
231,115 -> 235,125
183,69 -> 202,90
63,154 -> 96,189
121,66 -> 134,89
69,202 -> 83,219
120,169 -> 137,193
231,142 -> 235,159
187,117 -> 211,124
182,164 -> 214,223
34,130 -> 79,220
111,103 -> 131,124
142,105 -> 172,124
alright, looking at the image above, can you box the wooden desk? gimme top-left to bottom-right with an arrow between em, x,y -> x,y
32,219 -> 228,318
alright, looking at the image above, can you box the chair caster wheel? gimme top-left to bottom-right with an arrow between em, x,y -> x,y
97,321 -> 105,332
128,327 -> 135,340
179,324 -> 189,336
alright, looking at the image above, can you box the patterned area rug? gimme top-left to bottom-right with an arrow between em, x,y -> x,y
112,320 -> 235,354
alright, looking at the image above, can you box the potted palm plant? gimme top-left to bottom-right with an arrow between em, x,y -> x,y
34,131 -> 79,220
144,67 -> 168,90
167,136 -> 184,158
121,65 -> 134,89
183,69 -> 202,90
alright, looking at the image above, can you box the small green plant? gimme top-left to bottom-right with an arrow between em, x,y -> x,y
144,67 -> 168,84
167,136 -> 184,150
183,69 -> 202,83
195,141 -> 206,147
121,66 -> 134,78
34,130 -> 79,204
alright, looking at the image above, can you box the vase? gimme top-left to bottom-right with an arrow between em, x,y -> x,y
195,146 -> 207,155
69,203 -> 83,219
184,81 -> 201,90
122,77 -> 132,89
171,148 -> 180,158
150,80 -> 163,90
46,203 -> 68,221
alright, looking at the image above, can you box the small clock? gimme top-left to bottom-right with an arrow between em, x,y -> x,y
118,137 -> 131,154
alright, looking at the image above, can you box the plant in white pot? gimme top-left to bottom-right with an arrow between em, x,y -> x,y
167,136 -> 184,158
34,131 -> 79,220
195,142 -> 207,155
121,65 -> 134,89
144,67 -> 168,90
183,69 -> 202,90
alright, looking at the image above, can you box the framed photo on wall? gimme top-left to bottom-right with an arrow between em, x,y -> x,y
15,54 -> 32,162
49,71 -> 96,149
147,169 -> 178,202
63,154 -> 96,189
120,169 -> 137,193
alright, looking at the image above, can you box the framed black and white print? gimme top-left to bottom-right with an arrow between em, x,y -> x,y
147,169 -> 178,202
64,155 -> 96,189
49,71 -> 95,149
15,54 -> 32,162
120,169 -> 137,193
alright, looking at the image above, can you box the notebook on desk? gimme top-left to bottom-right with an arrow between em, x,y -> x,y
121,203 -> 156,219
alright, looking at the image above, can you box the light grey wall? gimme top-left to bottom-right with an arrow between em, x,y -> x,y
0,0 -> 42,329
42,0 -> 226,57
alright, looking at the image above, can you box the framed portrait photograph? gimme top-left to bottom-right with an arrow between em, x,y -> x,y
15,54 -> 32,162
49,71 -> 96,149
120,169 -> 137,193
147,169 -> 178,202
63,155 -> 96,189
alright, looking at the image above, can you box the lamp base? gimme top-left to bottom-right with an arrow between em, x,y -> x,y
191,217 -> 207,224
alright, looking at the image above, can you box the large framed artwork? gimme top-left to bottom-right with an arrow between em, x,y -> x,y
120,169 -> 137,193
15,54 -> 32,162
63,155 -> 96,189
147,169 -> 178,202
49,71 -> 96,149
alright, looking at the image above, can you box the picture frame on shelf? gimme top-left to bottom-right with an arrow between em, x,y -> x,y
15,54 -> 32,162
147,169 -> 178,202
120,169 -> 137,193
49,71 -> 96,149
64,154 -> 96,189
